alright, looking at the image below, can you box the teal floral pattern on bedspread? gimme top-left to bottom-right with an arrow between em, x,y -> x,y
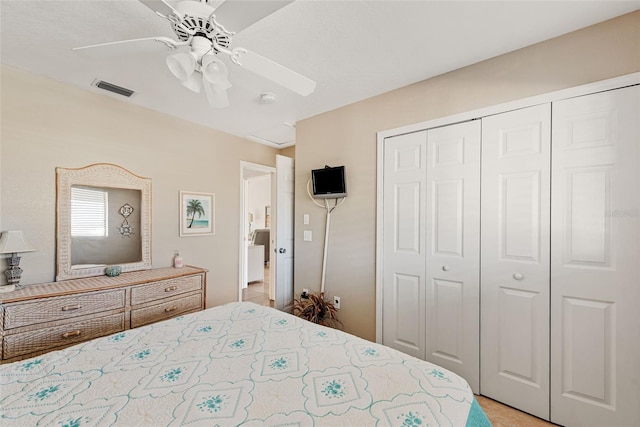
0,302 -> 489,426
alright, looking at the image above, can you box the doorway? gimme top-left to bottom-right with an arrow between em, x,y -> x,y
239,162 -> 275,306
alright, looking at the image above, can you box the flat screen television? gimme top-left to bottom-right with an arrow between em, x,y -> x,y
311,166 -> 347,199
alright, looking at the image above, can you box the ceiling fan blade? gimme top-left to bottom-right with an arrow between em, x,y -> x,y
234,49 -> 316,96
213,0 -> 293,33
139,0 -> 182,19
73,37 -> 180,56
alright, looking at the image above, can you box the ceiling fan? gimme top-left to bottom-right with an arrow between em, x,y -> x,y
73,0 -> 316,108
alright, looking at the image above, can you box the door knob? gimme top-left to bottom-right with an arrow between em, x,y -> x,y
513,273 -> 524,280
442,265 -> 450,271
279,248 -> 286,254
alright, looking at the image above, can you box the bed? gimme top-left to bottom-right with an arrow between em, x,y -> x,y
0,302 -> 491,426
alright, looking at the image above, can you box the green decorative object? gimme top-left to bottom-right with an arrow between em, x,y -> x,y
105,266 -> 121,277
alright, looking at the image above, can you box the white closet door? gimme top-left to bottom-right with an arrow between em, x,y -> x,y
425,120 -> 480,392
382,131 -> 427,359
481,104 -> 551,419
551,85 -> 640,426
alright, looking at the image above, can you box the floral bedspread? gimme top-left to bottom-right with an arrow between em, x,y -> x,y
0,302 -> 490,426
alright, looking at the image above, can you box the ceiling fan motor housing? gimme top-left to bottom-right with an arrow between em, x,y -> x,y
172,1 -> 231,51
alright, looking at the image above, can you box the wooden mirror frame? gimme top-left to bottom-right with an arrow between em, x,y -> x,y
56,163 -> 152,281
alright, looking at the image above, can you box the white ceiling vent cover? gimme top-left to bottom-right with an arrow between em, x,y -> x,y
249,122 -> 295,147
93,80 -> 135,97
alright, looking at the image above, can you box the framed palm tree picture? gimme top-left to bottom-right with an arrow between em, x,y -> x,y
179,191 -> 214,236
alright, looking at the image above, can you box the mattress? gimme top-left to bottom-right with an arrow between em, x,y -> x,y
0,302 -> 491,426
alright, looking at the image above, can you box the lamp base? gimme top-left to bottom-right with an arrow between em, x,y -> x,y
3,252 -> 23,289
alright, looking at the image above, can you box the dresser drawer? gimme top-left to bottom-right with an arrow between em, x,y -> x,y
130,274 -> 203,305
3,290 -> 126,330
131,293 -> 203,328
3,313 -> 125,360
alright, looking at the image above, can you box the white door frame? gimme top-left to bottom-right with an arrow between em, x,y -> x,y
274,154 -> 295,310
375,72 -> 640,343
239,161 -> 276,302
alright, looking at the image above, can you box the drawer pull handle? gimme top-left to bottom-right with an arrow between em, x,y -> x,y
61,305 -> 81,311
62,330 -> 82,338
165,306 -> 178,313
165,286 -> 178,292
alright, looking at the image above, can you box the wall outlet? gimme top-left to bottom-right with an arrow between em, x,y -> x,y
302,288 -> 309,299
303,230 -> 312,241
333,296 -> 340,310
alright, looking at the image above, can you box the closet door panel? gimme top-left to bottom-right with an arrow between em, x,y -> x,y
481,104 -> 551,420
551,85 -> 640,426
382,131 -> 427,359
426,120 -> 480,392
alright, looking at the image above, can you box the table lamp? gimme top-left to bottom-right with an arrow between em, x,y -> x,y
0,230 -> 37,293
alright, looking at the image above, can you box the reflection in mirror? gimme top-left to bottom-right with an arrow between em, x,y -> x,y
70,186 -> 142,267
56,164 -> 151,281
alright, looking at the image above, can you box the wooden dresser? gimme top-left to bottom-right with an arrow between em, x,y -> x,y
0,266 -> 206,363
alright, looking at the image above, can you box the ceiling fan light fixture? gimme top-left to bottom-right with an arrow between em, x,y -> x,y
203,80 -> 230,109
166,51 -> 197,82
201,55 -> 232,89
182,70 -> 203,93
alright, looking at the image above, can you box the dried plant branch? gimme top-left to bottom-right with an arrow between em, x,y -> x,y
290,291 -> 342,329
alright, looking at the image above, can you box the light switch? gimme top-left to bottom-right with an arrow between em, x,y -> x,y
303,214 -> 310,225
303,230 -> 312,241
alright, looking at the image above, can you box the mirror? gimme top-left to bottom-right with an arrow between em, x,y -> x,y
56,163 -> 152,280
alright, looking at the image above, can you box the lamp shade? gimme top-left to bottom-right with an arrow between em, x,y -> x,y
182,70 -> 203,93
0,231 -> 36,254
203,79 -> 230,108
201,55 -> 232,89
166,52 -> 197,82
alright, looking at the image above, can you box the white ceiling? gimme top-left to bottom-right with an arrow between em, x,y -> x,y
2,1 -> 639,147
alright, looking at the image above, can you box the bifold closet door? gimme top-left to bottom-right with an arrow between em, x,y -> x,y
480,104 -> 551,420
550,85 -> 640,426
425,121 -> 480,393
382,131 -> 427,359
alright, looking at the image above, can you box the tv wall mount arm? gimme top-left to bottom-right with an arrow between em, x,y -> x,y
306,179 -> 346,297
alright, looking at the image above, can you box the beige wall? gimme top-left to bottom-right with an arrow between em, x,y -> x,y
278,145 -> 295,158
294,11 -> 640,341
0,65 -> 280,307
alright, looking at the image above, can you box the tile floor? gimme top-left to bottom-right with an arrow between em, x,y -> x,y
242,269 -> 558,426
242,266 -> 273,307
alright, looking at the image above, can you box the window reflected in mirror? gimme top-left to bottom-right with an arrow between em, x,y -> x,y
69,185 -> 142,268
71,186 -> 108,238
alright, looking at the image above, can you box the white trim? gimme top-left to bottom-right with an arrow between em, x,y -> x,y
241,161 -> 277,175
375,72 -> 640,344
375,130 -> 385,344
246,135 -> 295,149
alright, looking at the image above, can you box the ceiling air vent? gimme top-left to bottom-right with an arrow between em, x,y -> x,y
94,80 -> 135,97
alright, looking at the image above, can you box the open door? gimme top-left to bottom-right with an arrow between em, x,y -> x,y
239,162 -> 274,304
274,154 -> 294,310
